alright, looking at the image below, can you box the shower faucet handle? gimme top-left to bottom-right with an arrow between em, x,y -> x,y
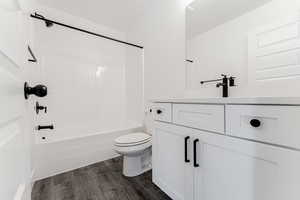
35,102 -> 48,114
24,82 -> 47,99
37,125 -> 54,131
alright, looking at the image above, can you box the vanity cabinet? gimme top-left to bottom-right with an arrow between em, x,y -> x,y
152,102 -> 300,200
193,131 -> 300,200
152,122 -> 190,200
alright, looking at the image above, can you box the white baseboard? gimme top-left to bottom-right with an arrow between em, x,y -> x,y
14,184 -> 25,200
14,181 -> 32,200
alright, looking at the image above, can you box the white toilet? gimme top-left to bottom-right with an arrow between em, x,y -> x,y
114,132 -> 152,177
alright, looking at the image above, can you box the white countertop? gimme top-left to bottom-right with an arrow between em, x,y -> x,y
151,97 -> 300,105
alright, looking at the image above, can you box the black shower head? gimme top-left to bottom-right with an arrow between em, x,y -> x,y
34,13 -> 53,28
45,20 -> 53,27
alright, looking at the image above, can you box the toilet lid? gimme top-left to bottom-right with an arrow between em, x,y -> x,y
115,132 -> 151,145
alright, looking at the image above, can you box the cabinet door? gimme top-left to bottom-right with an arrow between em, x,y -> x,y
153,122 -> 193,200
193,132 -> 300,200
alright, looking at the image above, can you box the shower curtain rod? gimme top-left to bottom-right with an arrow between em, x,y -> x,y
30,13 -> 144,49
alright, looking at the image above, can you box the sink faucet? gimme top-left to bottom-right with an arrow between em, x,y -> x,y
200,74 -> 236,98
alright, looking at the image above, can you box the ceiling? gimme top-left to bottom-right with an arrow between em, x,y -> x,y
37,0 -> 148,32
186,0 -> 272,39
0,0 -> 20,10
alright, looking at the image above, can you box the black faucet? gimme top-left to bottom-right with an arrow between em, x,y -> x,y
200,74 -> 236,97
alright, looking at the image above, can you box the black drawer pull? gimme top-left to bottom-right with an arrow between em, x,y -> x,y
193,139 -> 199,167
184,136 -> 190,163
156,109 -> 162,114
250,119 -> 261,128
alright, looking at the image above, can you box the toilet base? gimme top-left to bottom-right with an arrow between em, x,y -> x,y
123,148 -> 151,177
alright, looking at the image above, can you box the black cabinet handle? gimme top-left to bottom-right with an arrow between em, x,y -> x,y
250,119 -> 261,128
156,109 -> 162,114
184,136 -> 190,163
193,139 -> 199,167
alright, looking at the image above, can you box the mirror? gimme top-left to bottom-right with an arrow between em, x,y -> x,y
185,0 -> 272,93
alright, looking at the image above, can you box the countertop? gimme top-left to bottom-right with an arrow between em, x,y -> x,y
151,97 -> 300,105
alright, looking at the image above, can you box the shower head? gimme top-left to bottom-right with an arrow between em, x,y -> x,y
34,12 -> 54,28
45,20 -> 53,27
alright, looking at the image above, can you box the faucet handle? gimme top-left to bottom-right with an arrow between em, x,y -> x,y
35,101 -> 48,114
229,77 -> 236,87
216,83 -> 224,88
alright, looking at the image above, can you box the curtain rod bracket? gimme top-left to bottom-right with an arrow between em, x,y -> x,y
27,45 -> 37,63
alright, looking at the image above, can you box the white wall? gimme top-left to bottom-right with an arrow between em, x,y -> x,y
186,0 -> 300,97
127,0 -> 187,103
125,0 -> 189,135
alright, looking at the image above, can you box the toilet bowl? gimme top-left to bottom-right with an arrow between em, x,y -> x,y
114,132 -> 152,177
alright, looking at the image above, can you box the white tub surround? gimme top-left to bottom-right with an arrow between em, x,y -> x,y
151,97 -> 300,200
31,6 -> 144,144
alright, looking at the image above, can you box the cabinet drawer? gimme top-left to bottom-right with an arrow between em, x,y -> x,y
152,103 -> 172,123
226,105 -> 300,149
173,104 -> 225,133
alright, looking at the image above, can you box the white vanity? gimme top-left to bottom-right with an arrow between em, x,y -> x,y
151,97 -> 300,200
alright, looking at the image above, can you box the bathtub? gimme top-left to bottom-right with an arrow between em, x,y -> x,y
32,125 -> 144,181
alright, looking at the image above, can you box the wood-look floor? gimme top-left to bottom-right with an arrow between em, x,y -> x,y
32,157 -> 172,200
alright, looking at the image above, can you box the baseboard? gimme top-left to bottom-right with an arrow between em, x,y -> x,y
153,178 -> 182,200
14,184 -> 25,200
14,181 -> 32,200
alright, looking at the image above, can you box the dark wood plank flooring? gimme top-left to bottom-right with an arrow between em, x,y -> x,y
32,157 -> 172,200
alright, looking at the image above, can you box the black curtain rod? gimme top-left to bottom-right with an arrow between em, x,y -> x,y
30,13 -> 144,49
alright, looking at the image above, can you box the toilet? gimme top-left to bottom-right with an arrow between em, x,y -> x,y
114,132 -> 152,177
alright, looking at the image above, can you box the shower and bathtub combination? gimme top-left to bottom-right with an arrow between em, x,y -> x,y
28,8 -> 151,180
